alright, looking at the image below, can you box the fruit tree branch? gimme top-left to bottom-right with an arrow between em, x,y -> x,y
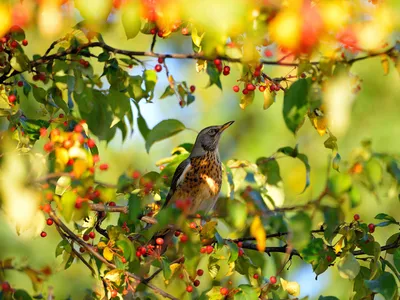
0,40 -> 396,84
48,210 -> 179,300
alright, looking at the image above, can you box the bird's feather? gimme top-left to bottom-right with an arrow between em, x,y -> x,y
163,158 -> 191,208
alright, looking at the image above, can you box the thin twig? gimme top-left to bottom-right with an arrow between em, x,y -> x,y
48,210 -> 179,300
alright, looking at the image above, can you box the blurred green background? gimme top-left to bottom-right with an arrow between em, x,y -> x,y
1,7 -> 400,300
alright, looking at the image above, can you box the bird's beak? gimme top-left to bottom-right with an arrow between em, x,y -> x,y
219,120 -> 235,132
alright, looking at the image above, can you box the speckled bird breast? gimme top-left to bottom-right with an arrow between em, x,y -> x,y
172,151 -> 222,214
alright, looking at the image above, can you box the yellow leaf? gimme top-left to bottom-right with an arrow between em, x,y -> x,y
103,247 -> 114,261
196,59 -> 207,72
73,159 -> 88,179
169,263 -> 181,277
97,241 -> 107,249
334,237 -> 344,254
240,91 -> 255,110
55,148 -> 70,171
280,278 -> 300,297
381,54 -> 389,75
104,269 -> 123,285
263,90 -> 274,110
250,216 -> 266,252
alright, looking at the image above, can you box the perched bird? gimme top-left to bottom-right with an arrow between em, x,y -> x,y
150,121 -> 234,252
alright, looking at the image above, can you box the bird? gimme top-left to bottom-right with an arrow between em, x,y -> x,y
149,121 -> 234,253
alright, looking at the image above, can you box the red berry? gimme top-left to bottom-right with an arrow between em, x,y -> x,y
247,83 -> 255,91
181,27 -> 189,35
74,124 -> 83,133
223,66 -> 230,73
179,273 -> 184,279
174,231 -> 181,237
109,201 -> 116,206
269,276 -> 277,284
89,232 -> 95,239
189,222 -> 197,229
8,94 -> 16,103
140,247 -> 147,255
156,237 -> 164,245
190,85 -> 195,93
354,214 -> 360,221
99,163 -> 108,171
242,89 -> 249,95
223,70 -> 230,76
197,269 -> 204,276
46,218 -> 53,226
233,85 -> 240,92
59,113 -> 64,118
180,234 -> 188,243
206,245 -> 214,254
158,57 -> 164,64
2,281 -> 11,291
155,64 -> 162,72
22,39 -> 28,46
327,255 -> 333,262
238,248 -> 244,256
75,198 -> 83,209
300,73 -> 306,78
87,139 -> 95,148
254,70 -> 260,77
150,28 -> 157,35
111,290 -> 118,298
200,247 -> 206,254
132,170 -> 141,179
39,73 -> 46,81
40,231 -> 47,238
10,40 -> 18,48
93,154 -> 100,163
220,287 -> 229,296
43,203 -> 51,213
0,37 -> 6,44
17,81 -> 23,87
136,250 -> 142,257
264,49 -> 273,57
237,241 -> 243,247
368,223 -> 375,233
186,286 -> 193,293
83,234 -> 89,241
194,279 -> 200,287
253,274 -> 259,279
259,85 -> 266,92
214,59 -> 221,66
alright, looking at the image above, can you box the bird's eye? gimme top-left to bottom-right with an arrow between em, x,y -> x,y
209,129 -> 218,136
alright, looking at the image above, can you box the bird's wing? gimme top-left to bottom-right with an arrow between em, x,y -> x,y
163,158 -> 192,208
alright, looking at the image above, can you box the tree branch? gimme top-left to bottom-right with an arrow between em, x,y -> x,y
0,40 -> 396,84
48,210 -> 178,300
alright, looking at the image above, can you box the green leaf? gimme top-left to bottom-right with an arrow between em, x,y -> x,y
109,89 -> 131,119
283,78 -> 309,134
10,52 -> 30,72
160,85 -> 175,99
234,285 -> 260,300
385,233 -> 400,254
375,213 -> 397,224
121,1 -> 141,39
328,173 -> 352,197
53,90 -> 69,114
55,239 -> 71,257
256,158 -> 281,185
365,272 -> 398,300
323,206 -> 343,243
227,241 -> 239,263
227,201 -> 247,230
13,289 -> 32,300
116,238 -> 134,261
98,51 -> 110,62
349,186 -> 361,208
129,75 -> 146,101
337,253 -> 360,280
61,191 -> 77,222
206,63 -> 222,89
145,119 -> 186,152
289,212 -> 312,250
205,286 -> 225,300
278,146 -> 310,192
366,157 -> 383,186
144,70 -> 157,95
302,238 -> 335,276
74,87 -> 94,113
394,249 -> 400,272
32,87 -> 47,104
318,297 -> 340,300
353,266 -> 372,300
162,258 -> 172,280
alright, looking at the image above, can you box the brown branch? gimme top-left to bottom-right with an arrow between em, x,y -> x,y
48,210 -> 178,300
89,203 -> 128,214
0,40 -> 396,84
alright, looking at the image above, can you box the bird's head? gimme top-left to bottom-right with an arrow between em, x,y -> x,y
191,121 -> 234,156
